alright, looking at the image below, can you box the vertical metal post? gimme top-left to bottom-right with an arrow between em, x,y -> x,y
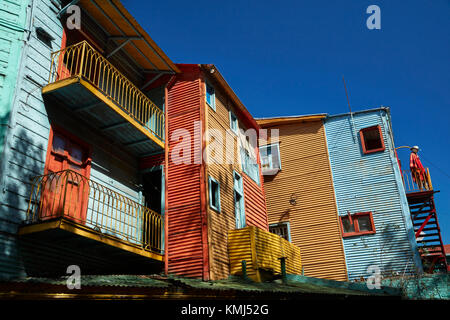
241,260 -> 248,280
279,257 -> 287,284
78,41 -> 86,77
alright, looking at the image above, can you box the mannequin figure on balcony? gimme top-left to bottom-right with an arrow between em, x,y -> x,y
410,146 -> 428,191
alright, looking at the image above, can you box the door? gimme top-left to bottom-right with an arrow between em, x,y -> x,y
40,129 -> 91,223
234,171 -> 246,229
141,167 -> 163,250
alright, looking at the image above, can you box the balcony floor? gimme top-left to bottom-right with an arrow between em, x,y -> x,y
42,76 -> 164,156
18,217 -> 164,277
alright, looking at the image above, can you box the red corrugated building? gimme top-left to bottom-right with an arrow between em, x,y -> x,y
142,64 -> 269,280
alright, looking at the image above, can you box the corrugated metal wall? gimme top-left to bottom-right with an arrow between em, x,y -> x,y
0,0 -> 159,279
0,0 -> 28,158
166,66 -> 207,279
324,109 -> 421,280
204,70 -> 268,280
0,0 -> 63,279
262,121 -> 348,281
242,175 -> 268,231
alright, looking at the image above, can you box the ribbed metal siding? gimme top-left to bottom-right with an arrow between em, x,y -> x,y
262,121 -> 348,281
324,110 -> 419,280
166,69 -> 205,278
0,0 -> 63,279
243,175 -> 268,231
228,226 -> 302,281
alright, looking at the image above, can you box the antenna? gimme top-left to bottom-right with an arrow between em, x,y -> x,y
342,76 -> 357,141
343,76 -> 352,113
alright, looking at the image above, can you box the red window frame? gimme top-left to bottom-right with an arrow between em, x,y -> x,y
340,212 -> 376,237
359,125 -> 385,154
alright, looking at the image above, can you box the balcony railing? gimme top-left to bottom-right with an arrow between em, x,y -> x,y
228,226 -> 302,282
26,170 -> 162,253
402,168 -> 433,193
48,41 -> 164,142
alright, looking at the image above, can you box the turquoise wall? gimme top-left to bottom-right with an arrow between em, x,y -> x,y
0,0 -> 29,161
324,108 -> 422,281
0,0 -> 64,279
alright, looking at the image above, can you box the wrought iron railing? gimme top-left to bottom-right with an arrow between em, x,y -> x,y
402,167 -> 433,193
48,41 -> 164,142
26,170 -> 163,253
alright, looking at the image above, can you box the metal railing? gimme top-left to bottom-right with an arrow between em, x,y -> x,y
26,170 -> 163,253
48,41 -> 164,142
402,167 -> 433,193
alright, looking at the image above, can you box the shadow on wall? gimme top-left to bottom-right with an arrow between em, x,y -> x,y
0,127 -> 46,279
351,221 -> 416,281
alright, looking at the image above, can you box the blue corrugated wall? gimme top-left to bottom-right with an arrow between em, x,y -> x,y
324,108 -> 422,280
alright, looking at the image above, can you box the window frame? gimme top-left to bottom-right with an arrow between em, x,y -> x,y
240,147 -> 260,185
208,176 -> 221,213
205,81 -> 216,111
229,110 -> 238,134
259,143 -> 282,174
269,222 -> 291,242
359,125 -> 385,154
340,212 -> 376,238
233,171 -> 246,229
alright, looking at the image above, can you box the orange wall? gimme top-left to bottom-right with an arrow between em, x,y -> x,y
261,120 -> 348,281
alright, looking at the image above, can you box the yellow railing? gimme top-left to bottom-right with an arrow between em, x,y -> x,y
26,170 -> 163,253
402,167 -> 433,193
48,41 -> 164,141
228,226 -> 302,282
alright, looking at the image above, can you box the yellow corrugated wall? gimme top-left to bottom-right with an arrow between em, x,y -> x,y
228,226 -> 302,281
261,121 -> 348,281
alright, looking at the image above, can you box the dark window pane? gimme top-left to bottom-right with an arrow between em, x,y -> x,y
358,215 -> 373,232
362,127 -> 383,151
342,217 -> 355,233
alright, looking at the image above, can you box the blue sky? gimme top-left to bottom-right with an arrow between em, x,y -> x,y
123,0 -> 450,243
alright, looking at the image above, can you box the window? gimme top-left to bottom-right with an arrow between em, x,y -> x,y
340,212 -> 376,237
205,82 -> 215,111
359,125 -> 385,154
240,147 -> 260,185
269,223 -> 290,242
259,143 -> 281,175
233,171 -> 245,229
208,176 -> 221,212
229,111 -> 238,134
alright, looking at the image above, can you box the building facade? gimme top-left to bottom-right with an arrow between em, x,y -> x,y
257,115 -> 348,281
162,64 -> 291,281
324,108 -> 422,280
0,0 -> 179,278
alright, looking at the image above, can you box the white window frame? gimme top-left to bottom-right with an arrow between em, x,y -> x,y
229,110 -> 238,134
208,176 -> 221,212
259,143 -> 281,175
269,222 -> 291,242
205,81 -> 216,111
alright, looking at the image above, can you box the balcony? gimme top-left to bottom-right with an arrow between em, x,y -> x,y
42,41 -> 165,155
228,226 -> 302,282
402,167 -> 433,194
18,170 -> 163,275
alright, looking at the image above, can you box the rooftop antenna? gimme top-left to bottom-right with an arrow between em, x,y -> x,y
343,76 -> 357,141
